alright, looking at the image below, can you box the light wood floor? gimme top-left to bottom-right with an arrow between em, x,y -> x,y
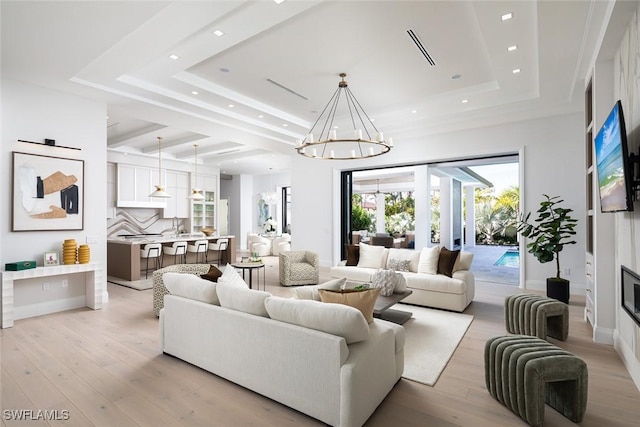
2,259 -> 639,426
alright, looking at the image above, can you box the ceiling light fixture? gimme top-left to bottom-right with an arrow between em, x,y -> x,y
188,144 -> 205,200
295,73 -> 393,160
273,0 -> 286,4
262,168 -> 280,205
512,68 -> 521,74
508,45 -> 518,52
149,136 -> 171,198
169,54 -> 179,60
462,99 -> 469,104
192,91 -> 199,95
213,29 -> 224,36
501,12 -> 513,21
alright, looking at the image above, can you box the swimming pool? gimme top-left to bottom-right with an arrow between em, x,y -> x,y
494,250 -> 519,268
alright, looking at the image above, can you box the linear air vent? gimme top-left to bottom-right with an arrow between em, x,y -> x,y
407,29 -> 435,66
266,78 -> 308,100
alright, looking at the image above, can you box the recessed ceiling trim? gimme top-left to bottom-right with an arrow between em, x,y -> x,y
407,29 -> 435,66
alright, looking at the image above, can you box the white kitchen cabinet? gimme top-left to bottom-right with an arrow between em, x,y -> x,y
116,164 -> 167,208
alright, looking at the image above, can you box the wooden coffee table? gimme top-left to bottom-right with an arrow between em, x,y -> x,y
373,290 -> 413,324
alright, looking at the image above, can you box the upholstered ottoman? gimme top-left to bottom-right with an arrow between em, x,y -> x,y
505,294 -> 569,341
484,335 -> 588,427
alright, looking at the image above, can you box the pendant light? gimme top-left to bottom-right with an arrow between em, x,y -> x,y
261,168 -> 279,205
149,136 -> 171,198
188,144 -> 205,200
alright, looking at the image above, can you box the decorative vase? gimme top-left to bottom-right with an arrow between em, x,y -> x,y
77,245 -> 90,264
62,239 -> 77,265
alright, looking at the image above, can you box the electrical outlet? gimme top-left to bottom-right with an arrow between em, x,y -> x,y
61,279 -> 68,288
42,282 -> 50,291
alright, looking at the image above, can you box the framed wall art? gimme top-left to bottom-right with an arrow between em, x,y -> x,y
44,251 -> 60,266
12,152 -> 84,231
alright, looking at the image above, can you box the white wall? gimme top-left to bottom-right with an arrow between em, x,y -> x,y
1,78 -> 108,301
612,8 -> 640,389
292,112 -> 586,295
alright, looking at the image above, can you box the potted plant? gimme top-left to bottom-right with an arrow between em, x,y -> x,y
516,194 -> 578,303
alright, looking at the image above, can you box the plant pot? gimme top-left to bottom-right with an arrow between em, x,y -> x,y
547,277 -> 570,304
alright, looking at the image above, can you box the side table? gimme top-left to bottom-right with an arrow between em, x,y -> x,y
230,262 -> 265,290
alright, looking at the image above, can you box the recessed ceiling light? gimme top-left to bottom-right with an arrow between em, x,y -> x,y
462,99 -> 469,104
508,45 -> 518,52
213,29 -> 224,37
282,124 -> 288,127
273,0 -> 285,4
258,115 -> 264,119
106,116 -> 109,120
512,68 -> 521,74
228,104 -> 234,108
501,12 -> 513,21
220,67 -> 230,73
411,110 -> 418,114
217,163 -> 222,166
192,91 -> 199,95
169,54 -> 179,60
233,160 -> 238,164
451,74 -> 462,80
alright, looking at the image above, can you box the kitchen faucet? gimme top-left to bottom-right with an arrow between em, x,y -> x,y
172,216 -> 179,236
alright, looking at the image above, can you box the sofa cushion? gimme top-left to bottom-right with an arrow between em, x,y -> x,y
291,277 -> 346,301
162,272 -> 220,305
264,296 -> 370,344
417,246 -> 440,274
218,263 -> 248,288
318,288 -> 381,323
438,247 -> 460,277
357,243 -> 385,269
330,265 -> 378,283
200,265 -> 223,282
454,251 -> 473,272
386,248 -> 420,272
216,281 -> 271,317
402,272 -> 466,294
345,244 -> 360,266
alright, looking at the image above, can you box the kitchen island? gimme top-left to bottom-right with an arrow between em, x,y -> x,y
107,234 -> 236,281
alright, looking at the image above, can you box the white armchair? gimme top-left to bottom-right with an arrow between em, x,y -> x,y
271,233 -> 291,255
248,233 -> 271,256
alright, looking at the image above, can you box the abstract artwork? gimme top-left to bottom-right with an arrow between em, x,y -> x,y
12,152 -> 84,231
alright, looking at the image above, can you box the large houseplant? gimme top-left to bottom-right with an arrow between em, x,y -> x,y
516,194 -> 578,303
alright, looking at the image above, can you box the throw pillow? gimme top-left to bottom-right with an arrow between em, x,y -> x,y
345,244 -> 360,266
264,296 -> 370,344
357,243 -> 385,269
454,251 -> 473,272
318,288 -> 381,323
417,246 -> 440,274
290,277 -> 347,301
371,269 -> 397,296
200,265 -> 223,282
387,258 -> 411,272
387,248 -> 420,272
438,247 -> 460,278
162,272 -> 219,305
216,281 -> 271,317
217,264 -> 248,288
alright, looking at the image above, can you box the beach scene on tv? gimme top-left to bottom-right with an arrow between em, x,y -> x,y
595,103 -> 628,212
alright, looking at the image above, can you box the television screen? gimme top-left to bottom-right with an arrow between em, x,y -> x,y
594,100 -> 634,212
621,265 -> 640,327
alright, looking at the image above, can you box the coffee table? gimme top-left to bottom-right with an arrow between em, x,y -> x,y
373,290 -> 413,324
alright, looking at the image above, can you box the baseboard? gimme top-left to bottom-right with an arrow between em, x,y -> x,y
593,325 -> 615,345
614,330 -> 640,392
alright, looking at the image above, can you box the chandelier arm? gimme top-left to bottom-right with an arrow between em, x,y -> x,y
346,87 -> 380,134
322,87 -> 342,142
307,87 -> 341,139
344,88 -> 369,139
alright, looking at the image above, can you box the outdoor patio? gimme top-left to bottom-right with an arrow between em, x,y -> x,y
464,244 -> 519,286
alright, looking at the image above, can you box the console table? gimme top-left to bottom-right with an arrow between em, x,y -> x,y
1,262 -> 103,328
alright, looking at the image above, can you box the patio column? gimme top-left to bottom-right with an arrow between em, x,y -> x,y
376,192 -> 385,234
465,185 -> 476,248
440,177 -> 453,249
415,165 -> 429,248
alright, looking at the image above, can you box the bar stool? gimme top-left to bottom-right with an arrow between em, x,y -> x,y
140,243 -> 162,279
187,239 -> 208,264
208,238 -> 229,266
162,241 -> 187,266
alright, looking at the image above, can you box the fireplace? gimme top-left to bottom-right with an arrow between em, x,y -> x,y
621,265 -> 640,327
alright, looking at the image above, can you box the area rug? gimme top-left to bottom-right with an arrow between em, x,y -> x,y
107,276 -> 153,291
396,304 -> 474,386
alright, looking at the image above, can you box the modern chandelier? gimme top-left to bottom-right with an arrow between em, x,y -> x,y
188,144 -> 205,200
261,168 -> 279,205
295,73 -> 393,160
149,136 -> 171,198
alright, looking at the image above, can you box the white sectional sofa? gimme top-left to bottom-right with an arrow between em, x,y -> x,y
159,266 -> 404,427
330,244 -> 475,312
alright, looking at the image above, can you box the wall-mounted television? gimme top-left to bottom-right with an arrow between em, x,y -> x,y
621,265 -> 640,327
594,100 -> 634,212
